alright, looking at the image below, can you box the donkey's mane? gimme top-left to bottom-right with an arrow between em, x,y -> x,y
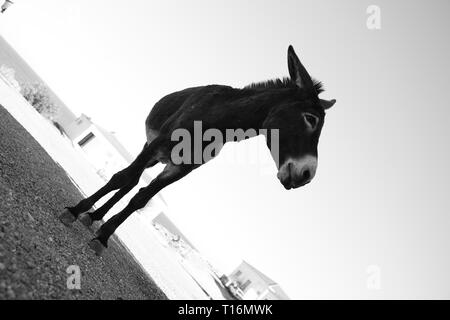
244,77 -> 324,94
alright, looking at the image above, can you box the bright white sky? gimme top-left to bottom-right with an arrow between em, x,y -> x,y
1,0 -> 450,299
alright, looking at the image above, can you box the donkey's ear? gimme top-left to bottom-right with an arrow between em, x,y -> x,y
287,45 -> 314,91
320,99 -> 336,110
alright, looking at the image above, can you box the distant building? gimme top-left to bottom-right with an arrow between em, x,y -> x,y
64,113 -> 133,181
0,64 -> 21,91
226,261 -> 289,300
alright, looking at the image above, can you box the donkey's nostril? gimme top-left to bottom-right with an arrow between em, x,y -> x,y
302,169 -> 311,181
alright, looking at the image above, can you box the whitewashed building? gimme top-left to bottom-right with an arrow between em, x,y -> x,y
227,261 -> 290,300
64,113 -> 133,181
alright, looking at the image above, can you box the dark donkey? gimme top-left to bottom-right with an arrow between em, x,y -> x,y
59,45 -> 336,255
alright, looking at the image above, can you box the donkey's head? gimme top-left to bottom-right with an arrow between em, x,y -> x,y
263,46 -> 336,190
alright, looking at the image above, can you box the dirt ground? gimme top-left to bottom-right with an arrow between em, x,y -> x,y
0,105 -> 167,299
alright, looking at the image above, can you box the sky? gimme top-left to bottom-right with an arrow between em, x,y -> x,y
1,0 -> 450,299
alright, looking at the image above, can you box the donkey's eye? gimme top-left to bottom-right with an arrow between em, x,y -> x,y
303,113 -> 319,130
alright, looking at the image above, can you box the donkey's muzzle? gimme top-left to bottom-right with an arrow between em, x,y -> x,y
277,155 -> 317,190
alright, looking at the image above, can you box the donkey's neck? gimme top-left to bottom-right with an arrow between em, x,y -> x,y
226,87 -> 296,129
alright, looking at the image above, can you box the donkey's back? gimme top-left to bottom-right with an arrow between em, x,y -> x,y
145,85 -> 233,144
144,86 -> 200,144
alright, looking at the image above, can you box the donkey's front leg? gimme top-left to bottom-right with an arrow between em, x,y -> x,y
59,142 -> 156,226
88,163 -> 195,255
59,165 -> 143,226
77,177 -> 141,227
79,159 -> 161,226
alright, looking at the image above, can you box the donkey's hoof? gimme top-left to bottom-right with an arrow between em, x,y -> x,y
78,212 -> 93,227
88,239 -> 106,256
59,209 -> 76,226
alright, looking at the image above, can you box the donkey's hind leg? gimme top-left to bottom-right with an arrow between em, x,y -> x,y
59,142 -> 158,226
89,163 -> 196,255
78,177 -> 140,227
78,158 -> 159,227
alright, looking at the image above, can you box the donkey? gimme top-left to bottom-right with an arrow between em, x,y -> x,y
59,45 -> 336,255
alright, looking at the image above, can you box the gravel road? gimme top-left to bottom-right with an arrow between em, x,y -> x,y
0,105 -> 167,300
